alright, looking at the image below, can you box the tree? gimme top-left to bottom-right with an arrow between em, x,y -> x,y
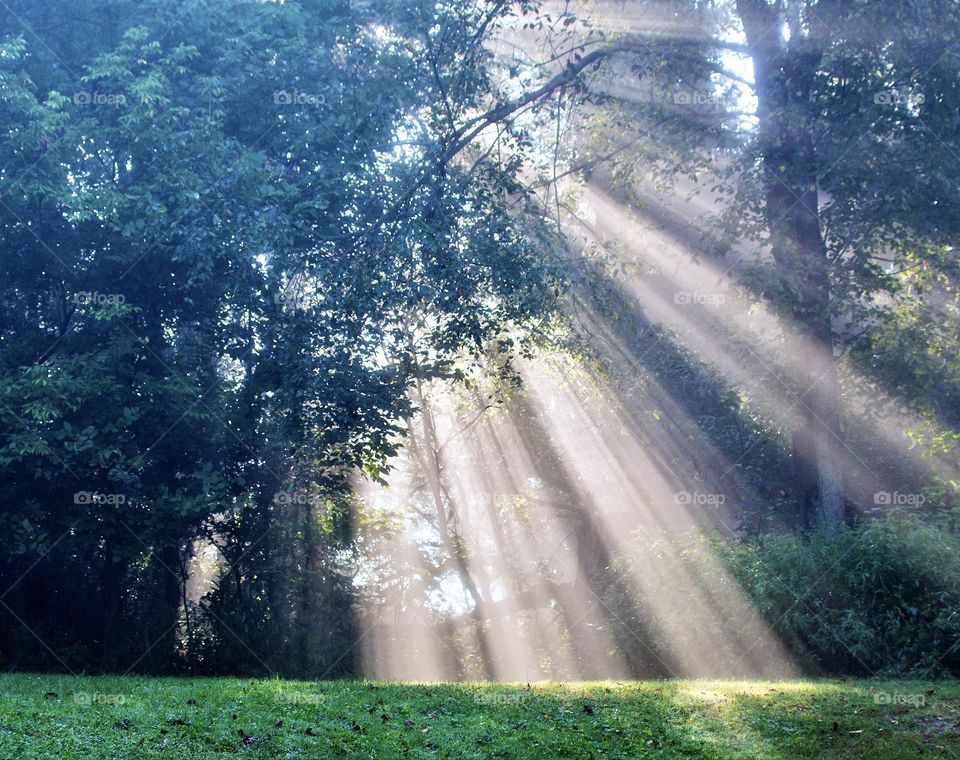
578,0 -> 960,527
0,0 -> 608,673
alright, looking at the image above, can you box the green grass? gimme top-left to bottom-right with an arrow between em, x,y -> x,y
0,675 -> 957,758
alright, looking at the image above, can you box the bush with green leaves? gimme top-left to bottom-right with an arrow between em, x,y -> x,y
718,517 -> 960,676
604,517 -> 960,677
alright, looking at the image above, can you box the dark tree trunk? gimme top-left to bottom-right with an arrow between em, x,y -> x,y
298,495 -> 320,673
737,0 -> 845,528
508,399 -> 621,677
159,543 -> 183,667
410,385 -> 496,677
100,536 -> 123,664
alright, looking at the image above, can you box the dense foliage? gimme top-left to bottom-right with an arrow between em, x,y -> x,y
582,0 -> 960,525
0,0 -> 569,674
604,517 -> 960,677
722,518 -> 960,676
0,0 -> 958,682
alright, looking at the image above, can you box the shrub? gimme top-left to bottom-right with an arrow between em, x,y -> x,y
715,517 -> 960,675
604,517 -> 960,677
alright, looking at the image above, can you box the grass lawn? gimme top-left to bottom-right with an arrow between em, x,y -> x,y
0,674 -> 957,758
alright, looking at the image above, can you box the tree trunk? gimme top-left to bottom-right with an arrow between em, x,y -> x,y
299,496 -> 318,671
737,0 -> 845,529
160,543 -> 183,667
410,380 -> 495,677
100,535 -> 122,664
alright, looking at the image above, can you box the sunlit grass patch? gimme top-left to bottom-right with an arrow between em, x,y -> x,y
0,674 -> 956,758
